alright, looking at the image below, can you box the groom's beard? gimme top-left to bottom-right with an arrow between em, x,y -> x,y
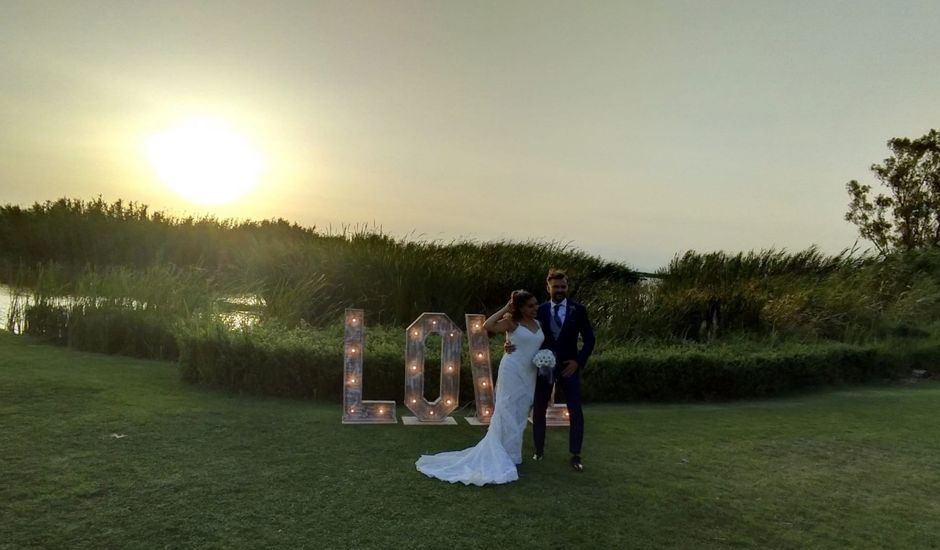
552,293 -> 566,302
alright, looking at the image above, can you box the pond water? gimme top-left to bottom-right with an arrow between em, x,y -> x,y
0,284 -> 25,333
0,284 -> 260,333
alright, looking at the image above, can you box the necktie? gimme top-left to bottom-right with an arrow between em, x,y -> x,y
552,303 -> 563,338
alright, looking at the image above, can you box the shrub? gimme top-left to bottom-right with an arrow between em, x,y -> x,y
176,321 -> 512,402
580,337 -> 937,401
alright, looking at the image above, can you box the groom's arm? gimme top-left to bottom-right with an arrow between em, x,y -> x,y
576,307 -> 596,369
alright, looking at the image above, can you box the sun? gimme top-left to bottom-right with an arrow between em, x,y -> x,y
146,118 -> 263,205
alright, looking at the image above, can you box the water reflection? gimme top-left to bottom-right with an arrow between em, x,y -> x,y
0,284 -> 261,333
0,284 -> 28,334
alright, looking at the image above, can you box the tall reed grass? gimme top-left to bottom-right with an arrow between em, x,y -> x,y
1,198 -> 638,328
12,263 -> 232,359
616,247 -> 940,342
5,197 -> 940,402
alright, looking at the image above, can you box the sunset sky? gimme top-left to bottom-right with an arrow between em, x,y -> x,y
2,1 -> 939,270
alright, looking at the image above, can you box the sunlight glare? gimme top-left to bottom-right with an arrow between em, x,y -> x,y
146,118 -> 263,205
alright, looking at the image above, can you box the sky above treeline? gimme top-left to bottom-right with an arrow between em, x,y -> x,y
2,1 -> 938,271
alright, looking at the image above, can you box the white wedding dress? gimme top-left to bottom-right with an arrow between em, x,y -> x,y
416,323 -> 542,486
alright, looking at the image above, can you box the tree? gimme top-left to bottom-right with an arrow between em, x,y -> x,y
845,129 -> 940,254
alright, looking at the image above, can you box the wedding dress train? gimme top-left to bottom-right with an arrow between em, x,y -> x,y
415,323 -> 542,486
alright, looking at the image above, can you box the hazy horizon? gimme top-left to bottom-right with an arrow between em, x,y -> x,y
3,1 -> 939,271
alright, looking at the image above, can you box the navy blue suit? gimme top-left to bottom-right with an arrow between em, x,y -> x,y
533,300 -> 595,456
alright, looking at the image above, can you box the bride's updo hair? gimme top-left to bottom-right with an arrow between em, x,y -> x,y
510,289 -> 535,321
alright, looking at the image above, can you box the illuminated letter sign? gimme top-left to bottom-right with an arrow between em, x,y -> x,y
463,314 -> 495,425
341,309 -> 397,424
543,387 -> 571,426
403,313 -> 462,424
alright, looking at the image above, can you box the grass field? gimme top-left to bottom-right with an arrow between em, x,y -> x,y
1,332 -> 939,549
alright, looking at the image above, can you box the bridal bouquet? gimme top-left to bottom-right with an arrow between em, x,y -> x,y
532,349 -> 556,383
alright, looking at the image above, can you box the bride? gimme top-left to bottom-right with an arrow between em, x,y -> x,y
416,290 -> 542,485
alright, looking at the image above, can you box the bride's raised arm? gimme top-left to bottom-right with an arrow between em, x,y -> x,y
483,298 -> 516,333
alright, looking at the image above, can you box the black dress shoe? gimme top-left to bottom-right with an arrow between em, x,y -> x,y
532,452 -> 544,461
570,455 -> 584,472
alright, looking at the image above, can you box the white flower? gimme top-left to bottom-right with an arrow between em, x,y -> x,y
532,349 -> 556,369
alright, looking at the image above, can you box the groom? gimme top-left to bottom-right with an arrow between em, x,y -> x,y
511,269 -> 595,471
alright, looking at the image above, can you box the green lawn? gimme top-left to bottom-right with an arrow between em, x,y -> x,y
1,332 -> 939,549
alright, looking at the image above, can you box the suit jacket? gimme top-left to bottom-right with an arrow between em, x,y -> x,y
538,300 -> 595,371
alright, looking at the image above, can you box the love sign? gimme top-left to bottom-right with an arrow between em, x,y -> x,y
341,309 -> 567,426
